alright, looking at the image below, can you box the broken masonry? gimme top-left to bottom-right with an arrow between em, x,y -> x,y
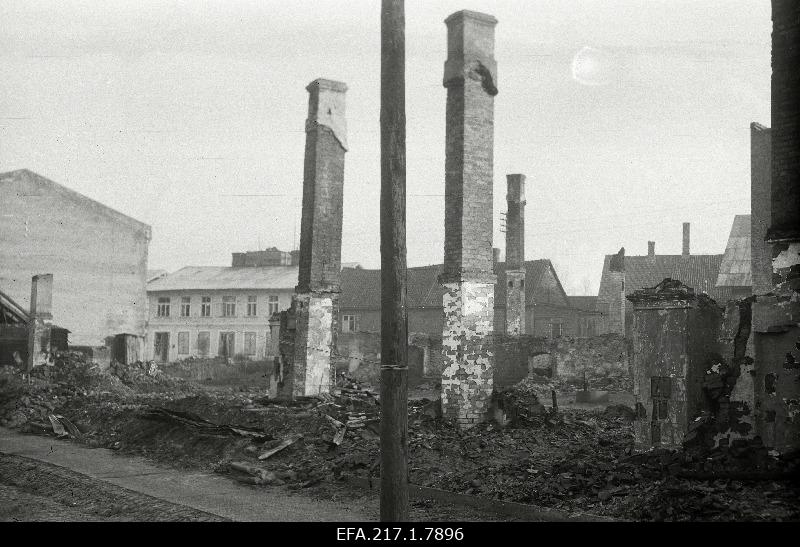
439,10 -> 499,429
275,78 -> 348,400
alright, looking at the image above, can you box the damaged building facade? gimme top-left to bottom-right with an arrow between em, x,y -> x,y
0,169 -> 151,350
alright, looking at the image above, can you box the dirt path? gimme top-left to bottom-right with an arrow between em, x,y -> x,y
0,427 -> 368,521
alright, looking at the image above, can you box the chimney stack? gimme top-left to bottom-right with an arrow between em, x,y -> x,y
682,222 -> 690,257
492,247 -> 501,272
648,241 -> 655,258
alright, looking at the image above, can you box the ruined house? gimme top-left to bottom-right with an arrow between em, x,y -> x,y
0,169 -> 151,347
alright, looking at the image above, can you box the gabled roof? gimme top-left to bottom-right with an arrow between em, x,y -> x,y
339,260 -> 565,310
494,260 -> 568,306
599,252 -> 732,302
716,215 -> 752,287
147,266 -> 299,292
0,169 -> 151,237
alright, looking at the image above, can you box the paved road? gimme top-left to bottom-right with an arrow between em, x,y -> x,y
0,427 -> 369,521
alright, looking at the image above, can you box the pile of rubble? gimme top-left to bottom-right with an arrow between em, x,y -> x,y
2,363 -> 797,521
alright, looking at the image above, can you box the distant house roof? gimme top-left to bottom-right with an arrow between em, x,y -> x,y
0,169 -> 151,237
147,266 -> 299,291
599,253 -> 732,303
568,296 -> 601,313
339,260 -> 567,310
716,214 -> 752,288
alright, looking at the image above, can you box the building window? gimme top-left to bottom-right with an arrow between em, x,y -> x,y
268,295 -> 279,316
201,296 -> 211,317
342,314 -> 357,333
177,331 -> 190,355
244,332 -> 256,356
157,297 -> 170,317
222,296 -> 236,317
197,331 -> 210,356
551,321 -> 562,339
180,297 -> 191,317
247,295 -> 257,317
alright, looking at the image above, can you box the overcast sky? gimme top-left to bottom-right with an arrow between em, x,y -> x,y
0,0 -> 770,295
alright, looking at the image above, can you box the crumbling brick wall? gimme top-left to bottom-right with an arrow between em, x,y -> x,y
493,334 -> 547,388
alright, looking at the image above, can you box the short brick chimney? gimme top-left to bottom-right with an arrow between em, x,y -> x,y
648,241 -> 655,258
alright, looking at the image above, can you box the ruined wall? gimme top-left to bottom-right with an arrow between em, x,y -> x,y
334,331 -> 429,387
628,282 -> 722,451
0,169 -> 150,346
493,334 -> 547,388
548,334 -> 630,389
752,295 -> 800,451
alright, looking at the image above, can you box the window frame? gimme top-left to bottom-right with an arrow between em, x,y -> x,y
180,296 -> 191,317
222,296 -> 236,317
268,295 -> 280,316
201,296 -> 211,317
247,295 -> 257,317
156,297 -> 170,317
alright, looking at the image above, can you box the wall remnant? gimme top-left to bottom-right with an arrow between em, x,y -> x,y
276,78 -> 347,399
26,274 -> 54,371
627,279 -> 722,451
599,248 -> 625,335
750,0 -> 800,453
439,10 -> 499,429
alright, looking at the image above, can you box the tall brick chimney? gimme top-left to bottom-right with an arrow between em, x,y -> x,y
439,10 -> 498,429
505,174 -> 526,335
682,222 -> 690,257
647,241 -> 655,258
279,78 -> 347,400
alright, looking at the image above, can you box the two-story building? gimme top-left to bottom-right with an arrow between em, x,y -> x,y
145,265 -> 296,362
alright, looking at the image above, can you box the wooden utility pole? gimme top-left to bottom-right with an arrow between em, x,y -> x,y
379,0 -> 409,522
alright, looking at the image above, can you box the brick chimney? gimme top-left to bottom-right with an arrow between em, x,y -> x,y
682,222 -> 690,257
492,247 -> 501,273
440,9 -> 499,430
648,241 -> 655,258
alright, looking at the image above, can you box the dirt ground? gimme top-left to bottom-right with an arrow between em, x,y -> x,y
0,453 -> 226,522
1,354 -> 798,522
